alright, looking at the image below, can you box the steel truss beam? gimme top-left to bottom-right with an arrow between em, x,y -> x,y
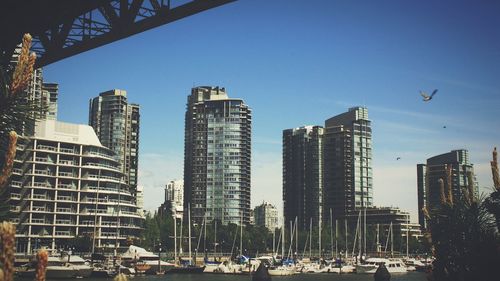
3,0 -> 235,68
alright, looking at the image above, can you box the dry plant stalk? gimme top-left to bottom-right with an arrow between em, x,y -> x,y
35,249 -> 48,281
466,172 -> 475,204
114,273 -> 129,281
10,33 -> 36,94
0,131 -> 18,189
439,178 -> 446,204
446,164 -> 453,205
0,222 -> 16,281
492,147 -> 500,191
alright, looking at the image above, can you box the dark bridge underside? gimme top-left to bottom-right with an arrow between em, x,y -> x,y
0,0 -> 235,68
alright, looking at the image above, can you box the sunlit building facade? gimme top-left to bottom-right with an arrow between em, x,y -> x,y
184,86 -> 252,225
9,120 -> 143,254
89,89 -> 140,199
324,107 -> 373,221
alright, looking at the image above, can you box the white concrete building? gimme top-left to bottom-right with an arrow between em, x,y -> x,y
9,120 -> 143,254
165,180 -> 183,218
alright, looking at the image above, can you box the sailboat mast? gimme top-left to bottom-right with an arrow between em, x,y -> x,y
345,219 -> 348,259
406,214 -> 409,258
188,204 -> 192,263
281,218 -> 285,259
174,216 -> 177,263
376,223 -> 379,256
309,218 -> 312,258
330,209 -> 333,258
272,229 -> 275,255
390,222 -> 394,257
240,212 -> 243,257
363,206 -> 366,259
214,220 -> 217,258
318,216 -> 322,258
335,219 -> 338,258
295,217 -> 299,255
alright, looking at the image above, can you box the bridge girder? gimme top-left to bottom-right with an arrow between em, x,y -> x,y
0,0 -> 236,68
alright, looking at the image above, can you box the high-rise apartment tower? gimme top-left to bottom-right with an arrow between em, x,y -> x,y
417,149 -> 478,229
89,89 -> 140,198
184,86 -> 252,225
282,126 -> 323,230
323,107 -> 372,221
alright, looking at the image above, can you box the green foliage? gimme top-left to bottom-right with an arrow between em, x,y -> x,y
428,194 -> 499,281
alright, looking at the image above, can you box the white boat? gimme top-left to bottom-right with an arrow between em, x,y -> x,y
18,254 -> 92,279
267,265 -> 296,276
356,258 -> 407,274
120,245 -> 175,273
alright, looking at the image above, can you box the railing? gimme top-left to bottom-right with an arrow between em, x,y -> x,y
55,219 -> 73,225
57,183 -> 76,190
58,160 -> 75,165
32,194 -> 47,200
10,206 -> 20,211
37,145 -> 57,152
34,170 -> 53,176
58,171 -> 75,177
10,193 -> 21,199
35,157 -> 52,163
101,221 -> 118,227
33,182 -> 52,188
59,147 -> 76,154
12,168 -> 23,174
31,218 -> 45,224
31,206 -> 46,212
82,162 -> 117,170
56,208 -> 74,213
55,231 -> 71,236
10,180 -> 22,187
84,151 -> 114,159
56,196 -> 74,201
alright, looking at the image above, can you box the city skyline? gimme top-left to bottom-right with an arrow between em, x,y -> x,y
41,0 -> 500,222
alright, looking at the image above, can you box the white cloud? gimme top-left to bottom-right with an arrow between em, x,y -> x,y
138,152 -> 183,212
372,165 -> 419,223
251,151 -> 283,213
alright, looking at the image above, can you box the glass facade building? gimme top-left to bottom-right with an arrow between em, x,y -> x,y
89,90 -> 140,198
324,107 -> 372,221
417,149 -> 478,229
184,86 -> 252,225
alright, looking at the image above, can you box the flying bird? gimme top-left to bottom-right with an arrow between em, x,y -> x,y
420,89 -> 438,102
443,125 -> 447,129
396,157 -> 401,160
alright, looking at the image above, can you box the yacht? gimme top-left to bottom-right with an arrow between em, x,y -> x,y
120,245 -> 175,274
18,254 -> 92,279
356,257 -> 408,274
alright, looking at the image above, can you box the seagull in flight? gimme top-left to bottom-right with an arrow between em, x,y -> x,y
420,89 -> 438,102
396,157 -> 401,160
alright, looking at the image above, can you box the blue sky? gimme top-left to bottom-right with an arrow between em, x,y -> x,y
43,0 -> 500,221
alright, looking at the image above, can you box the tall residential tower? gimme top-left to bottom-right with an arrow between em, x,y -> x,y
89,89 -> 140,198
323,107 -> 372,221
282,126 -> 323,230
184,86 -> 252,225
417,149 -> 478,229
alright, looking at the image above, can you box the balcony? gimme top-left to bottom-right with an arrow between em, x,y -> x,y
10,193 -> 21,200
10,180 -> 22,187
58,160 -> 75,166
34,170 -> 53,176
12,168 -> 23,174
33,182 -> 53,189
57,183 -> 76,190
56,207 -> 75,214
32,194 -> 48,200
55,231 -> 72,236
37,145 -> 56,152
31,218 -> 46,224
56,195 -> 74,201
55,219 -> 73,225
35,157 -> 53,163
58,171 -> 76,178
59,147 -> 77,154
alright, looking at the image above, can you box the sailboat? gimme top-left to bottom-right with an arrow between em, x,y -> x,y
268,217 -> 296,276
170,204 -> 206,273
